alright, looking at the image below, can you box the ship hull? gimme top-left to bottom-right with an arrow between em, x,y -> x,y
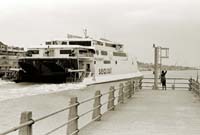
4,58 -> 80,83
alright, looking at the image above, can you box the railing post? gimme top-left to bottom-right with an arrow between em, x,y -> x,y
128,81 -> 132,98
172,79 -> 175,90
19,111 -> 32,135
195,80 -> 198,94
188,78 -> 191,91
131,81 -> 135,95
67,97 -> 79,135
197,81 -> 200,96
139,79 -> 142,90
124,81 -> 130,99
195,80 -> 197,94
107,86 -> 115,111
118,83 -> 124,104
198,82 -> 200,96
92,90 -> 102,121
194,79 -> 197,93
135,80 -> 139,92
193,79 -> 197,94
190,79 -> 194,92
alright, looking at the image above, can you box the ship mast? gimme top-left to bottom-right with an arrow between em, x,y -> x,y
83,29 -> 88,38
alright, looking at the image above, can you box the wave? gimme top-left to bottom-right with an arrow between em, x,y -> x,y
0,79 -> 87,101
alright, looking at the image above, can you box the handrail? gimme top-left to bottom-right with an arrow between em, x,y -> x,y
35,103 -> 79,123
143,77 -> 189,80
107,106 -> 115,111
79,105 -> 101,118
44,122 -> 68,135
142,82 -> 189,84
0,103 -> 79,135
0,77 -> 143,135
91,115 -> 101,122
101,87 -> 118,96
101,91 -> 110,96
0,120 -> 34,135
189,79 -> 200,96
142,86 -> 188,89
142,77 -> 190,90
79,95 -> 101,104
43,116 -> 79,135
68,130 -> 79,135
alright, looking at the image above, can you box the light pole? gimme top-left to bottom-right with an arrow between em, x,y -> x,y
153,44 -> 169,90
153,44 -> 159,89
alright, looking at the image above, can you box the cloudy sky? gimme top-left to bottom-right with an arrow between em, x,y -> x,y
0,0 -> 200,67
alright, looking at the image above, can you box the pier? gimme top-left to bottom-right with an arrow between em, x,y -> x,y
1,77 -> 200,135
80,83 -> 200,135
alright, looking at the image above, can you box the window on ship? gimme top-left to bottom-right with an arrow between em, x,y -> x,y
96,50 -> 99,55
104,60 -> 111,64
105,43 -> 116,48
60,50 -> 72,54
28,50 -> 39,54
61,41 -> 67,45
101,51 -> 108,56
53,41 -> 58,45
26,50 -> 39,56
46,41 -> 51,45
113,52 -> 127,57
93,40 -> 103,46
69,41 -> 91,46
79,50 -> 87,54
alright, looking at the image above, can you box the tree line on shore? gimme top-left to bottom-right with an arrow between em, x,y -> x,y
137,61 -> 197,71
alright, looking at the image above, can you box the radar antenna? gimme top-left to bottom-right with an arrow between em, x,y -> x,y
83,28 -> 88,38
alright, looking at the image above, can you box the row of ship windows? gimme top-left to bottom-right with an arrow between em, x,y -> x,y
96,50 -> 127,57
46,41 -> 91,46
94,60 -> 118,64
45,41 -> 122,49
27,50 -> 92,56
28,49 -> 127,57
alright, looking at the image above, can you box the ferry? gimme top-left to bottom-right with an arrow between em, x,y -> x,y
3,34 -> 142,84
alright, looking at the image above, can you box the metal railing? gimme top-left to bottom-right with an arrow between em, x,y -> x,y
142,77 -> 190,90
189,78 -> 200,95
0,78 -> 142,135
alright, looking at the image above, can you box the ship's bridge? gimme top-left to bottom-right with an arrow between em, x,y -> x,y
44,38 -> 124,51
45,39 -> 93,47
25,45 -> 95,59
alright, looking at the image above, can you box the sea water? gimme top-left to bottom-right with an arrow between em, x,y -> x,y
0,70 -> 198,101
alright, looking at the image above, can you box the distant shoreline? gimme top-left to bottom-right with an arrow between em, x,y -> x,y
137,61 -> 197,71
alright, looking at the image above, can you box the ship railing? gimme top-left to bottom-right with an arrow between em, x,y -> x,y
0,78 -> 143,135
142,77 -> 193,90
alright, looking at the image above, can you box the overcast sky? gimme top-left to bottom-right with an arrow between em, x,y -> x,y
0,0 -> 200,67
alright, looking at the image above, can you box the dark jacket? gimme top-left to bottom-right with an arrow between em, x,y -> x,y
160,71 -> 167,82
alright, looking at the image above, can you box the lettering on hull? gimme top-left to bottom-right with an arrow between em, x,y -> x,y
99,68 -> 112,75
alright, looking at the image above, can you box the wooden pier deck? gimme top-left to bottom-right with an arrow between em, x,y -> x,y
79,89 -> 200,135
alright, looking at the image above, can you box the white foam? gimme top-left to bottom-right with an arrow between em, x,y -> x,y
0,72 -> 143,101
0,78 -> 15,86
0,80 -> 86,101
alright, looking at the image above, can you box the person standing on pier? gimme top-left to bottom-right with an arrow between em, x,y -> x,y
160,70 -> 167,90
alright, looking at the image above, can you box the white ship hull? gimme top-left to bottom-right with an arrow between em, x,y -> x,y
83,72 -> 143,85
